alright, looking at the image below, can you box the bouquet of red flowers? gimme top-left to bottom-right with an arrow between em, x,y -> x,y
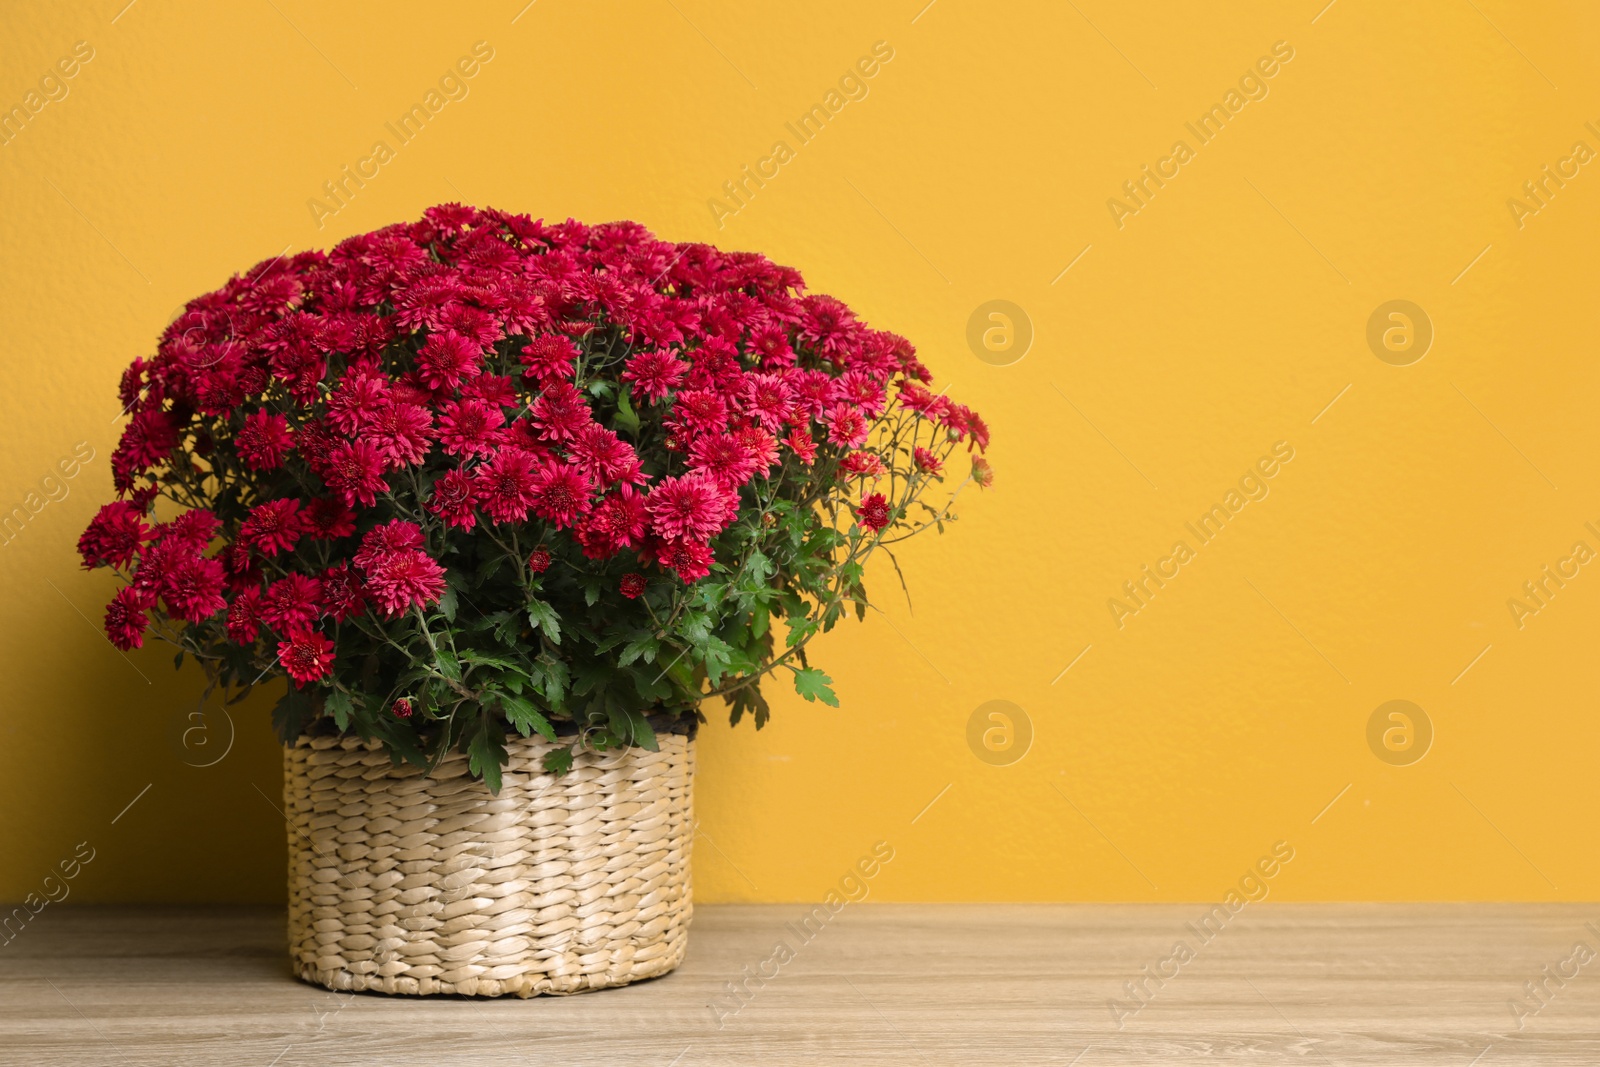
78,205 -> 989,787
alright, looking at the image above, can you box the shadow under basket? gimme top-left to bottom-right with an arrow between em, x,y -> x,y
283,732 -> 695,997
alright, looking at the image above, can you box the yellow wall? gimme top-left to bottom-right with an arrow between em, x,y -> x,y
3,1 -> 1597,905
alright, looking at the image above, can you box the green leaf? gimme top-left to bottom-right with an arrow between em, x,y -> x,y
612,388 -> 641,435
467,721 -> 506,795
459,650 -> 521,671
324,689 -> 354,731
792,667 -> 840,707
542,746 -> 574,776
785,615 -> 819,649
658,651 -> 697,694
618,631 -> 659,668
475,553 -> 507,586
527,599 -> 562,645
701,636 -> 736,687
534,653 -> 570,709
271,686 -> 310,744
621,707 -> 659,751
435,585 -> 458,623
434,648 -> 461,682
729,684 -> 772,730
738,549 -> 773,589
485,610 -> 521,645
570,660 -> 613,699
629,665 -> 673,702
370,717 -> 428,771
496,691 -> 557,742
678,610 -> 712,646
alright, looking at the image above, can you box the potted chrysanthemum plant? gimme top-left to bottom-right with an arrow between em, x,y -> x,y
77,205 -> 990,997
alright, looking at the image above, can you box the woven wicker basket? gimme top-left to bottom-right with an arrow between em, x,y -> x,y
283,731 -> 694,997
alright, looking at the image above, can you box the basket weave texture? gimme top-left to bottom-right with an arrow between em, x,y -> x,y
284,732 -> 694,997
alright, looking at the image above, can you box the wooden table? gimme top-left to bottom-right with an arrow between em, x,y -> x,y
1,904 -> 1595,1064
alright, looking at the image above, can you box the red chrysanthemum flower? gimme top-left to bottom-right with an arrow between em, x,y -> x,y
576,486 -> 648,559
823,404 -> 871,449
668,388 -> 728,437
117,356 -> 147,413
304,497 -> 357,540
790,370 -> 835,418
736,426 -> 780,478
238,498 -> 303,557
426,468 -> 479,530
260,573 -> 323,632
840,451 -> 886,479
436,398 -> 506,459
855,492 -> 891,531
966,410 -> 991,452
114,407 -> 179,473
519,334 -> 580,383
939,402 -> 974,442
783,426 -> 817,466
529,381 -> 593,442
749,323 -> 794,368
655,538 -> 714,582
225,586 -> 264,644
527,546 -> 552,574
319,563 -> 368,622
236,410 -> 294,471
363,548 -> 447,618
293,419 -> 339,474
834,369 -> 888,419
323,440 -> 388,507
567,423 -> 644,486
417,330 -> 483,390
529,461 -> 594,529
799,294 -> 858,357
741,373 -> 794,430
898,381 -> 949,422
104,586 -> 150,650
354,519 -> 426,572
126,540 -> 174,605
687,432 -> 759,488
278,629 -> 335,688
686,337 -> 740,388
363,401 -> 433,470
267,344 -> 326,404
622,348 -> 689,403
218,542 -> 262,593
913,446 -> 942,474
646,472 -> 737,542
461,372 -> 517,407
972,455 -> 995,488
502,416 -> 554,455
391,697 -> 414,719
77,501 -> 150,570
161,557 -> 228,623
440,303 -> 500,348
475,448 -> 541,524
619,573 -> 647,599
161,509 -> 221,551
325,370 -> 390,435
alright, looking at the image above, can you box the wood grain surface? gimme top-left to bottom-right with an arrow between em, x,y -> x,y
1,903 -> 1596,1065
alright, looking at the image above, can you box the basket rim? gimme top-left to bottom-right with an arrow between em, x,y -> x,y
291,712 -> 700,749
